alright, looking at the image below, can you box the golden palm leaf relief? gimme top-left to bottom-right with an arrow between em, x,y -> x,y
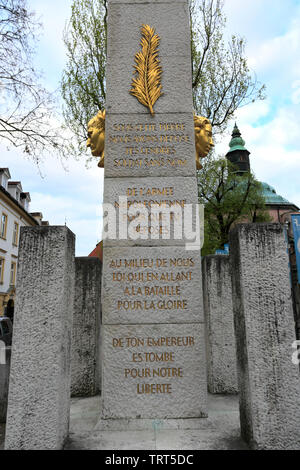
130,24 -> 163,116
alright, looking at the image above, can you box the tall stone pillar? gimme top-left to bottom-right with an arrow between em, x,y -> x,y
71,257 -> 102,397
5,226 -> 75,450
230,223 -> 300,450
202,255 -> 238,394
101,0 -> 207,419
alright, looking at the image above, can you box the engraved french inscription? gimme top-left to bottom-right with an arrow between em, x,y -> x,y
103,176 -> 198,247
104,113 -> 196,177
101,324 -> 207,419
102,246 -> 203,324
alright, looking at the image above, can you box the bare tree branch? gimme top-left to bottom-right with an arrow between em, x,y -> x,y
190,0 -> 266,134
0,0 -> 67,163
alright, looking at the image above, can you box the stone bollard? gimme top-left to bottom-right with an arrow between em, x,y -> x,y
202,255 -> 238,394
5,226 -> 75,450
71,257 -> 102,397
0,347 -> 11,423
230,223 -> 300,450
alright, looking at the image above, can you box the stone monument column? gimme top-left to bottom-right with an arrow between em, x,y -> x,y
71,257 -> 102,397
202,255 -> 238,395
101,0 -> 207,419
5,226 -> 75,450
230,224 -> 300,450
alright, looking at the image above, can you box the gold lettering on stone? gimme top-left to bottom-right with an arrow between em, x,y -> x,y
112,335 -> 195,395
110,120 -> 189,169
109,256 -> 195,312
137,383 -> 172,394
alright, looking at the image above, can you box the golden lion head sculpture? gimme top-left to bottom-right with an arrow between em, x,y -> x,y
87,110 -> 213,169
86,110 -> 106,168
194,115 -> 214,169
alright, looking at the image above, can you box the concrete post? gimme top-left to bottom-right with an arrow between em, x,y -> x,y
71,257 -> 102,397
202,255 -> 238,394
5,226 -> 75,450
230,223 -> 300,450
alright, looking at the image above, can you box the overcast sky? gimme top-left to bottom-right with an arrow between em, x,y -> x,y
1,0 -> 299,256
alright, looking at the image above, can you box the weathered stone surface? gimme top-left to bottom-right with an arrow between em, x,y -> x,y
230,223 -> 300,450
106,1 -> 193,114
107,2 -> 191,58
202,256 -> 238,394
102,246 -> 203,324
65,394 -> 248,450
0,347 -> 10,423
5,226 -> 75,450
71,257 -> 102,397
106,55 -> 193,115
103,176 -> 199,247
101,323 -> 207,419
101,0 -> 207,421
104,113 -> 196,178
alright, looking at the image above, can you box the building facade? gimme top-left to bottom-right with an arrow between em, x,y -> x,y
225,124 -> 299,221
0,168 -> 46,319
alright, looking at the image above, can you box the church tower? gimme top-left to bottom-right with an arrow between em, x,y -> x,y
226,123 -> 250,175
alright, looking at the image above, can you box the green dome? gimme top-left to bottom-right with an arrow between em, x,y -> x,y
261,182 -> 291,205
227,123 -> 249,154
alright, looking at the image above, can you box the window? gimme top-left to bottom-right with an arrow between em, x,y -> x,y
0,258 -> 5,284
10,262 -> 16,286
0,213 -> 7,239
12,222 -> 19,246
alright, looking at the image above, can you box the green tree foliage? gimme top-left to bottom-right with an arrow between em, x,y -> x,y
198,157 -> 271,255
61,0 -> 107,156
61,0 -> 265,158
0,0 -> 67,163
190,0 -> 265,135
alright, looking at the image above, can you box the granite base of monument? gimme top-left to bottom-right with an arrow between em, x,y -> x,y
100,323 -> 207,420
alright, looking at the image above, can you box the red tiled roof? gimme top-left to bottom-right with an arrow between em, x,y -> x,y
88,240 -> 103,262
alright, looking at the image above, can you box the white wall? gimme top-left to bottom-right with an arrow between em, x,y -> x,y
0,198 -> 29,295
